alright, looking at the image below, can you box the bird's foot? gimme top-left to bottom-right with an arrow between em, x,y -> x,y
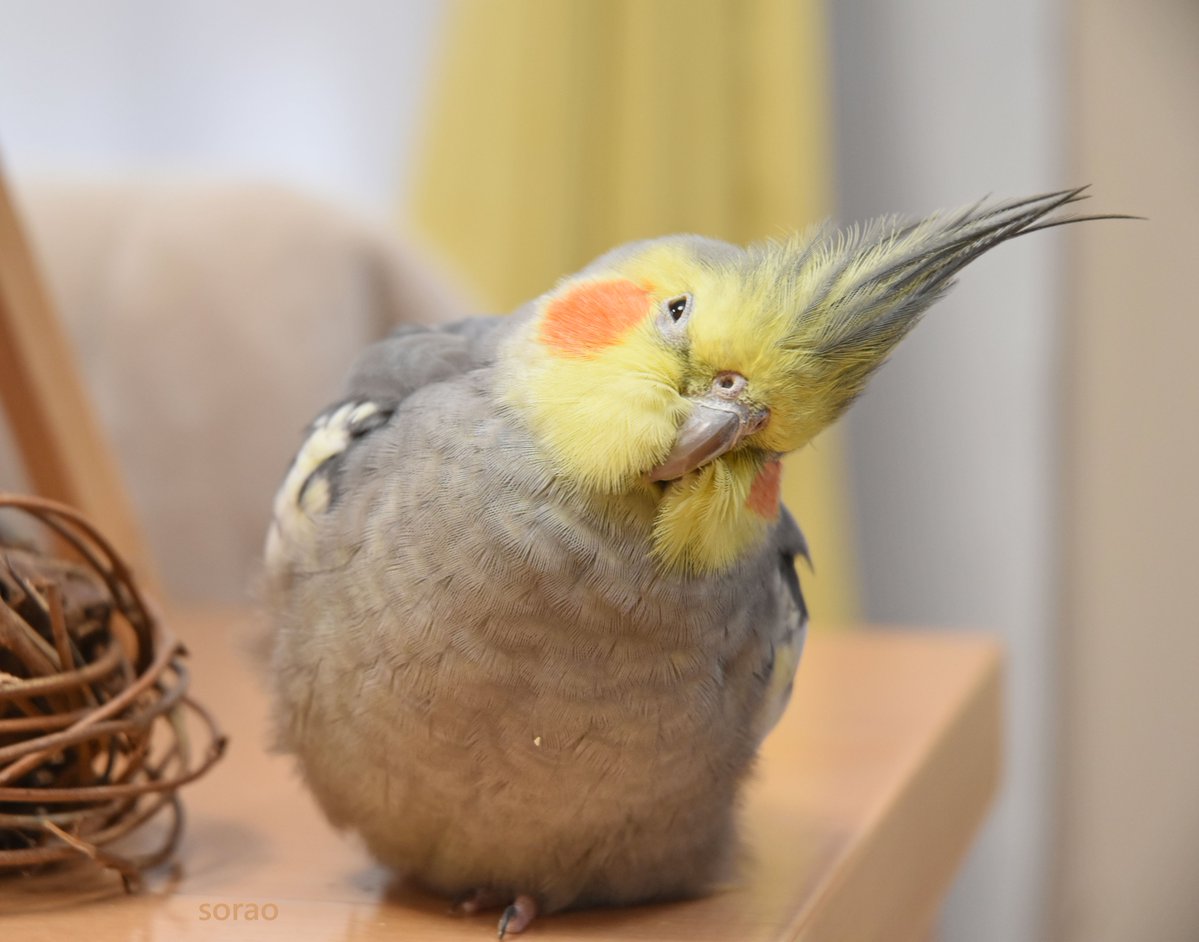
449,887 -> 510,916
448,889 -> 539,938
497,894 -> 538,938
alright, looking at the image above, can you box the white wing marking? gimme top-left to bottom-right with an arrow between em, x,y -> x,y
265,401 -> 381,570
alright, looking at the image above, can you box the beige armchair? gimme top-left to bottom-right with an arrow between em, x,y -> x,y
0,179 -> 469,603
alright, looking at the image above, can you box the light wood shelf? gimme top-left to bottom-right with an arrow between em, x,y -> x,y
1,610 -> 1001,941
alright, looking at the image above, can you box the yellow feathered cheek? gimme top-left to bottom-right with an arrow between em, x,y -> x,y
534,358 -> 686,492
527,280 -> 688,492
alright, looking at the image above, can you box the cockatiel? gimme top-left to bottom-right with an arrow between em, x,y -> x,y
265,189 -> 1106,936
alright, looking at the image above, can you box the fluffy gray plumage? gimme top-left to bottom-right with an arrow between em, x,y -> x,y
265,313 -> 807,913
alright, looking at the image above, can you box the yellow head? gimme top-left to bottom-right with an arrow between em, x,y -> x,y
500,189 -> 1106,572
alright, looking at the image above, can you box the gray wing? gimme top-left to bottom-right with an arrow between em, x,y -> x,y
264,316 -> 506,573
340,316 -> 506,405
752,507 -> 810,742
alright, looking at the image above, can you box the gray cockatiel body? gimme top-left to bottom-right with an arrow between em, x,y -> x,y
265,191 -> 1109,933
266,314 -> 808,915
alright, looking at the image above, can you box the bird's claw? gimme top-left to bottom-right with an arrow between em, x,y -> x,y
497,894 -> 538,938
450,889 -> 538,937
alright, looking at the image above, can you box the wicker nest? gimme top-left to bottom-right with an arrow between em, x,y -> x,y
0,494 -> 225,889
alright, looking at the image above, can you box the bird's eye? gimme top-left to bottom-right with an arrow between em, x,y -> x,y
657,293 -> 693,345
666,295 -> 691,322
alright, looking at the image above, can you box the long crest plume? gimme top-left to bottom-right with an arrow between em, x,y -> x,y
800,187 -> 1118,355
750,187 -> 1128,448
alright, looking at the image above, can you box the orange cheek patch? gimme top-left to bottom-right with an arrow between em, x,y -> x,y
539,279 -> 651,355
747,460 -> 782,519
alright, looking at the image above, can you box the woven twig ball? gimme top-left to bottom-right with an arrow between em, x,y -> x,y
0,494 -> 225,889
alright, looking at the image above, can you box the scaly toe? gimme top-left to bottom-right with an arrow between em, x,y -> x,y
497,894 -> 538,938
450,888 -> 508,916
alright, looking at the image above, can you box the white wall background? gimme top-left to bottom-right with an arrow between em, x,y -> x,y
0,3 -> 1063,939
0,0 -> 446,218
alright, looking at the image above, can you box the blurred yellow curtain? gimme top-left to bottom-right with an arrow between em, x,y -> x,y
410,0 -> 857,625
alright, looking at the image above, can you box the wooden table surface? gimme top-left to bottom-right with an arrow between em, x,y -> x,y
2,611 -> 1001,942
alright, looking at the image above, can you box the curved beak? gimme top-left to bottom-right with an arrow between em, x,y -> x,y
649,396 -> 768,482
